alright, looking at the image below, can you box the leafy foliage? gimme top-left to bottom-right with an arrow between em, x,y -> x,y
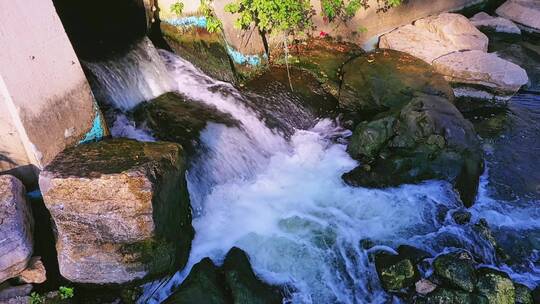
59,286 -> 75,300
30,292 -> 44,304
321,0 -> 402,21
170,1 -> 185,16
224,0 -> 314,35
199,0 -> 222,33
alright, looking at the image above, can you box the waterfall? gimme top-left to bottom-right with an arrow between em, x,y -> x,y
84,37 -> 175,111
85,38 -> 540,304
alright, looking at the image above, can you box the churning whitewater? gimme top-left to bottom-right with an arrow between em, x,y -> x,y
85,39 -> 540,304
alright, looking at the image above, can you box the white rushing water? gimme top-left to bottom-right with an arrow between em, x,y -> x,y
85,39 -> 540,303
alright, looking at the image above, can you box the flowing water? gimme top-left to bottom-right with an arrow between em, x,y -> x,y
85,39 -> 540,303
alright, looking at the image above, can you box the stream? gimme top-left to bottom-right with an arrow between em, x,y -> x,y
85,38 -> 540,304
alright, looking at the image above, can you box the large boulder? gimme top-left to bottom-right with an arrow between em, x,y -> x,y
339,49 -> 454,121
165,247 -> 283,304
133,92 -> 237,153
0,175 -> 33,283
470,12 -> 521,35
424,288 -> 488,304
432,50 -> 529,101
496,0 -> 540,34
39,139 -> 194,284
344,93 -> 483,207
379,13 -> 488,63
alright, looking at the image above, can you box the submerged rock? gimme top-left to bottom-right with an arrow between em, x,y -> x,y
432,50 -> 528,102
476,267 -> 515,304
452,210 -> 472,225
344,93 -> 483,207
379,13 -> 488,63
339,49 -> 454,121
0,175 -> 33,283
163,258 -> 229,304
165,247 -> 283,304
470,12 -> 521,35
161,23 -> 236,83
432,251 -> 477,292
496,0 -> 540,33
133,92 -> 237,152
375,253 -> 419,292
39,139 -> 194,285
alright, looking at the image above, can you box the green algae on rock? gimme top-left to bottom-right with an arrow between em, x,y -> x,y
344,94 -> 483,207
375,252 -> 419,292
39,138 -> 194,285
433,251 -> 477,292
340,49 -> 455,121
161,22 -> 237,83
476,267 -> 515,304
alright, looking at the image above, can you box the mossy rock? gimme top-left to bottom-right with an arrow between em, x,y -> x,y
432,251 -> 477,292
161,22 -> 236,83
343,94 -> 483,207
514,283 -> 534,304
340,49 -> 454,122
274,38 -> 364,98
476,267 -> 515,304
374,253 -> 419,292
245,67 -> 340,120
133,92 -> 237,153
424,288 -> 488,304
163,258 -> 229,304
223,247 -> 283,304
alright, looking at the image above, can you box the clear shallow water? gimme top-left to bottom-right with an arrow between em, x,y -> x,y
85,39 -> 540,303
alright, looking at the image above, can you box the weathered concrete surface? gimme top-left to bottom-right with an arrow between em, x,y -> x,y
0,0 -> 104,185
39,139 -> 193,285
0,175 -> 34,284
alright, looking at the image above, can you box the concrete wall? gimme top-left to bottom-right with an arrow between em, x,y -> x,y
0,0 -> 103,186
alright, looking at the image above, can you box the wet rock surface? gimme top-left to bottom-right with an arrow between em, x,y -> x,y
374,252 -> 419,292
0,175 -> 33,283
165,247 -> 283,304
343,93 -> 483,207
476,267 -> 515,304
339,49 -> 454,122
133,92 -> 237,152
39,138 -> 194,284
433,251 -> 477,292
